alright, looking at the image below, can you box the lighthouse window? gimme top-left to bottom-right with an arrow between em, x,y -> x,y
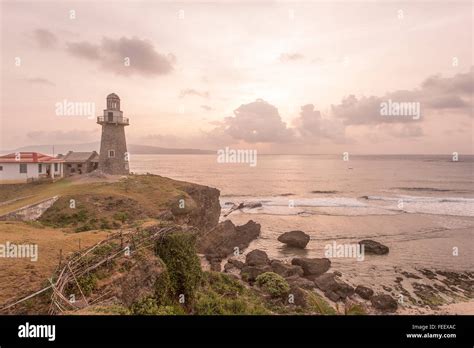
108,150 -> 115,158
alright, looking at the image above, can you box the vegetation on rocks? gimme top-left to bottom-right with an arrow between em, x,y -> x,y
155,231 -> 202,306
130,297 -> 185,315
195,272 -> 269,315
255,272 -> 290,298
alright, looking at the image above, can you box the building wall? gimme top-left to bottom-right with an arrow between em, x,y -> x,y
98,124 -> 129,175
64,160 -> 98,176
0,162 -> 63,183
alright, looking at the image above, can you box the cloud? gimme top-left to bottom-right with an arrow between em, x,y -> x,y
179,89 -> 209,98
293,104 -> 346,143
66,41 -> 101,60
27,129 -> 99,143
331,69 -> 473,125
211,99 -> 295,143
33,29 -> 58,49
24,77 -> 55,86
66,36 -> 175,76
378,124 -> 424,138
201,105 -> 213,111
279,52 -> 304,63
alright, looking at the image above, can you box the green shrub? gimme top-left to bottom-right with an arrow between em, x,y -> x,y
77,273 -> 97,296
154,266 -> 172,305
195,289 -> 268,315
130,297 -> 159,315
154,305 -> 186,315
130,297 -> 185,315
201,272 -> 244,296
113,212 -> 129,223
255,272 -> 290,298
155,231 -> 202,306
194,272 -> 269,315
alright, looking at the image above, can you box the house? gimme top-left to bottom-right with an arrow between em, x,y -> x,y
61,151 -> 99,176
0,152 -> 64,184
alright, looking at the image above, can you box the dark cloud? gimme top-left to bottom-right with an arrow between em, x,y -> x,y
179,89 -> 209,98
27,129 -> 99,143
332,70 -> 473,125
213,99 -> 295,143
33,29 -> 58,49
279,53 -> 304,62
66,36 -> 175,77
24,77 -> 55,86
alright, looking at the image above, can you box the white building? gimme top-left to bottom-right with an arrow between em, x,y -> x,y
0,152 -> 64,184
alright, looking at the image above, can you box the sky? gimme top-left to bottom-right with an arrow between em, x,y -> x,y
0,0 -> 472,154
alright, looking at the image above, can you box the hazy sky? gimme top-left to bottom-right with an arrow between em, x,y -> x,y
1,1 -> 472,154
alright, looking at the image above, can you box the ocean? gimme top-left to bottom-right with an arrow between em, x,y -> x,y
130,154 -> 474,292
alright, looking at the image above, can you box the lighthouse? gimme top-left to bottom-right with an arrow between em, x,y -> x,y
97,93 -> 130,175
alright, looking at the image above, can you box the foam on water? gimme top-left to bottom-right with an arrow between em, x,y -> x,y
221,195 -> 474,217
366,195 -> 474,217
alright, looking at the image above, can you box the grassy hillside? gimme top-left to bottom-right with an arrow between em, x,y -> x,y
0,174 -> 220,232
0,174 -> 220,312
0,221 -> 108,305
0,175 -> 185,216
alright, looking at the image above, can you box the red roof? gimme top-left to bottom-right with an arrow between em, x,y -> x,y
0,152 -> 64,163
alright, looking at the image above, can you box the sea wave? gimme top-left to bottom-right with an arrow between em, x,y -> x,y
221,195 -> 474,217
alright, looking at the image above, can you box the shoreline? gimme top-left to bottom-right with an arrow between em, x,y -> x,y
0,175 -> 472,315
221,208 -> 473,315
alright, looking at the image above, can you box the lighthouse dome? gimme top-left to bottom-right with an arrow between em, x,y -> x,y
106,93 -> 121,110
107,93 -> 120,99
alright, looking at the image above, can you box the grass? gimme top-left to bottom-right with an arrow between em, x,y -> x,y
0,175 -> 207,234
0,175 -> 190,217
195,272 -> 270,315
305,291 -> 337,315
0,221 -> 108,305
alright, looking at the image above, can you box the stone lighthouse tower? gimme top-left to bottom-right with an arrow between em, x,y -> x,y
97,93 -> 130,175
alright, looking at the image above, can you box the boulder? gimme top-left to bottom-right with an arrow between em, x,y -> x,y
245,249 -> 270,267
288,285 -> 308,307
277,230 -> 310,249
205,254 -> 222,272
209,259 -> 222,272
355,285 -> 374,300
241,265 -> 271,283
197,220 -> 260,258
291,257 -> 331,277
223,262 -> 235,272
227,258 -> 245,270
286,275 -> 315,290
371,294 -> 398,312
270,260 -> 304,278
359,240 -> 389,255
313,273 -> 354,301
